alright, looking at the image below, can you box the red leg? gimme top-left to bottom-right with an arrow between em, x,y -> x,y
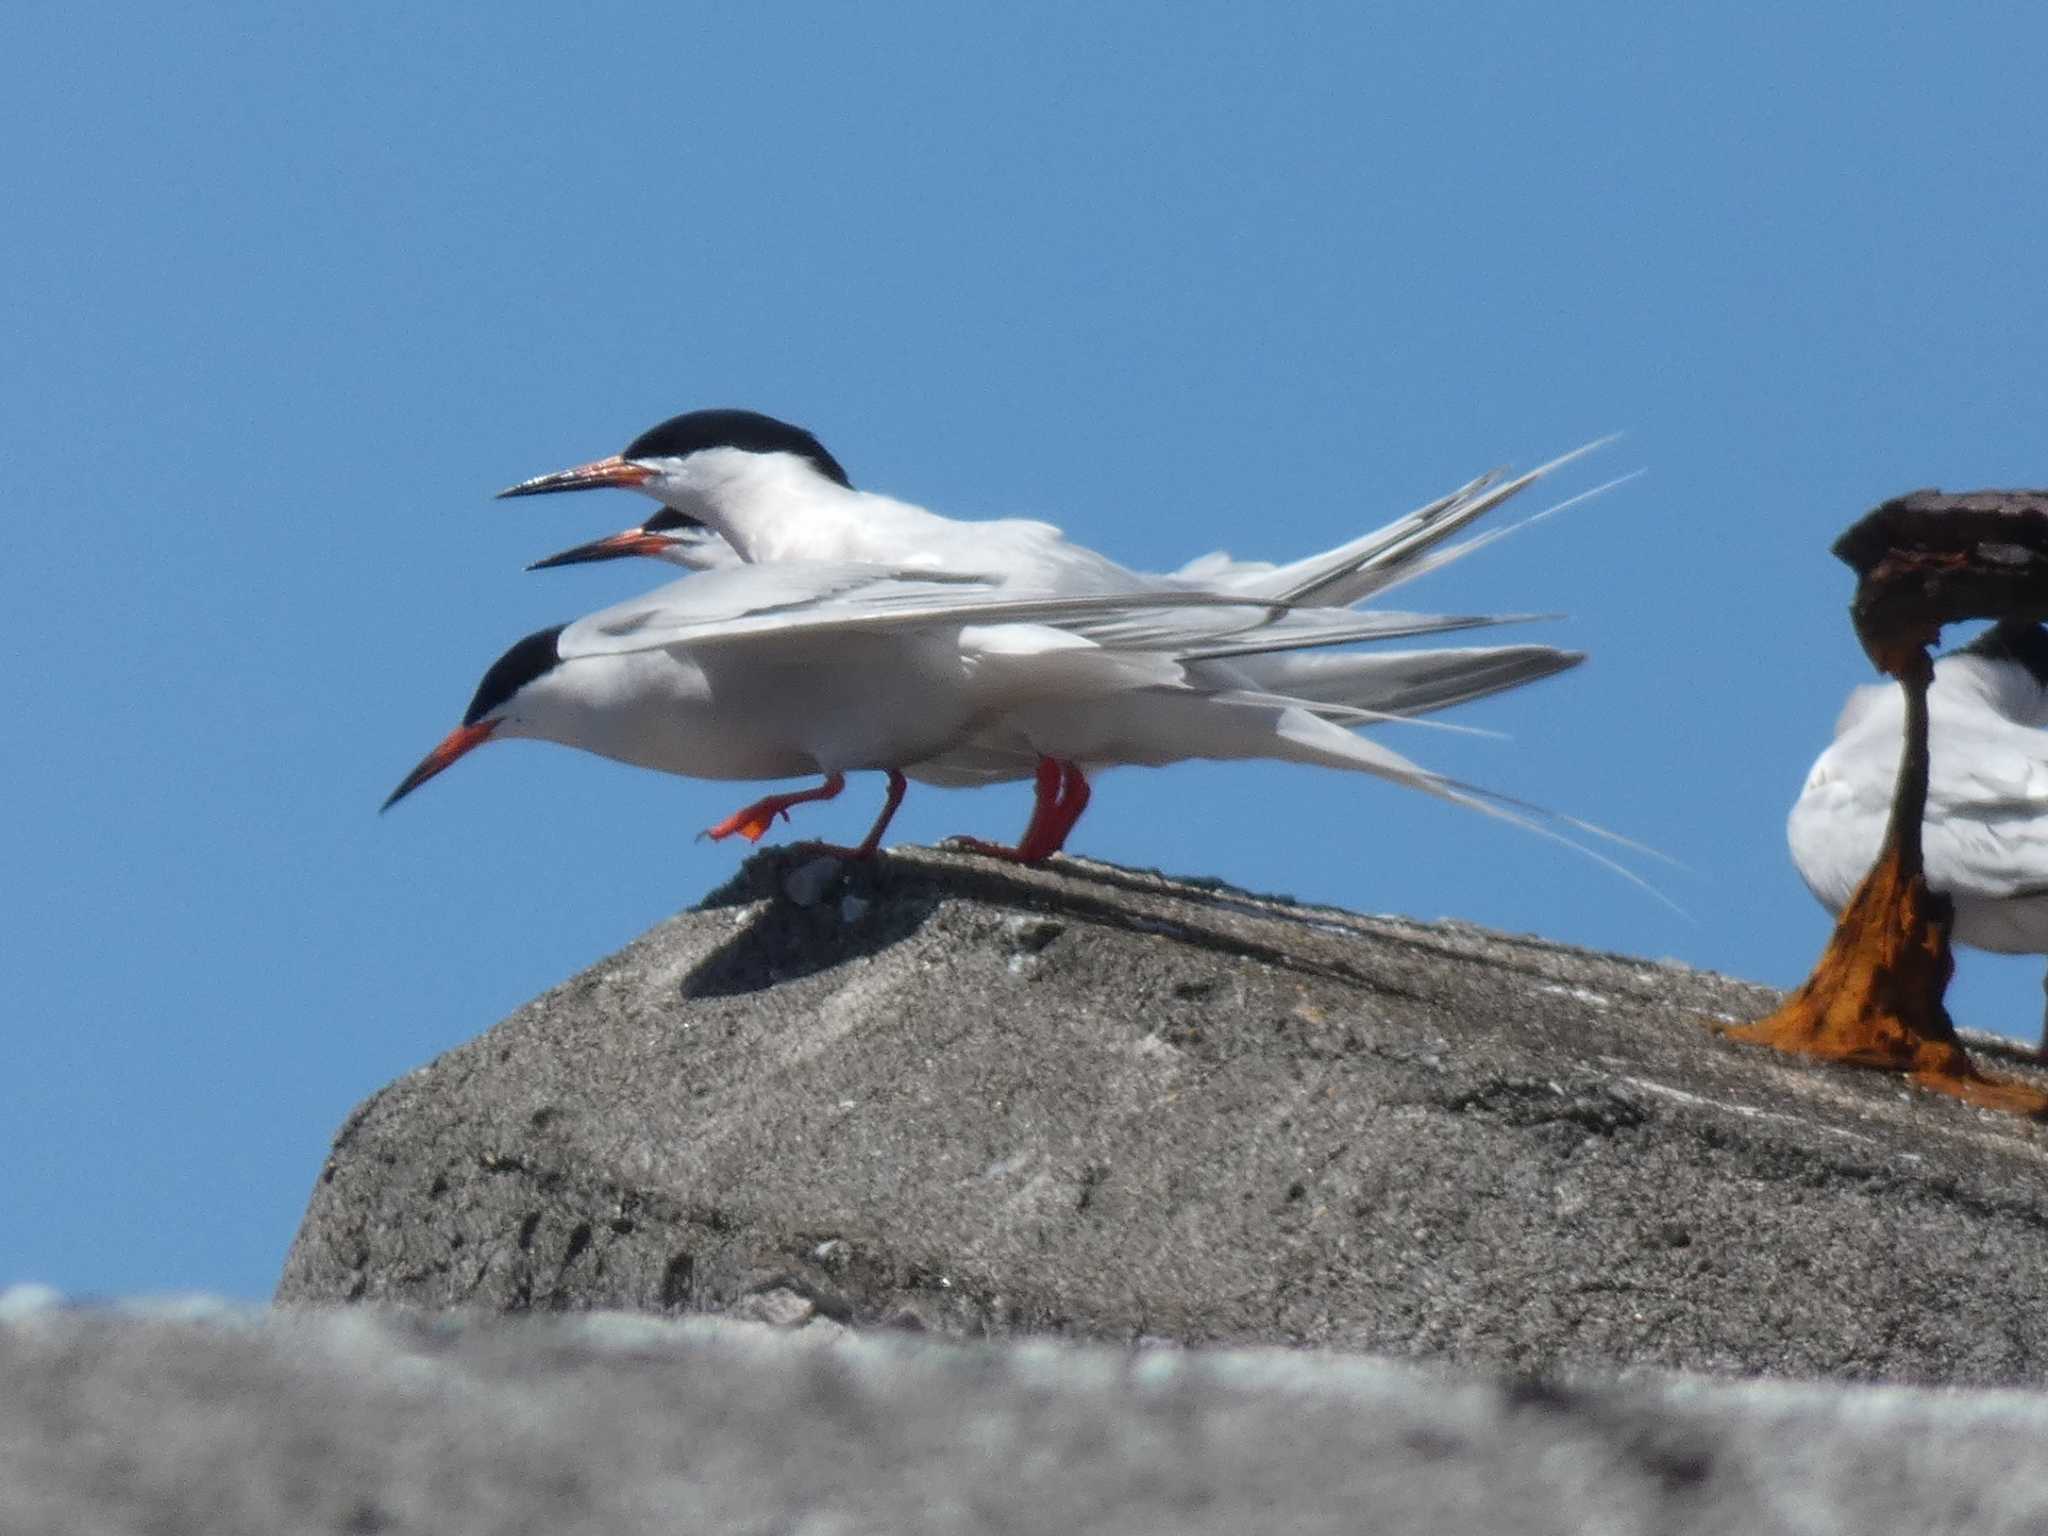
702,772 -> 845,843
804,770 -> 908,860
1014,757 -> 1068,853
951,757 -> 1086,864
1034,763 -> 1093,858
949,757 -> 1061,860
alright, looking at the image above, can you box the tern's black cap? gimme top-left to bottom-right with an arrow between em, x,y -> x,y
623,409 -> 851,489
1959,620 -> 2048,688
464,625 -> 567,725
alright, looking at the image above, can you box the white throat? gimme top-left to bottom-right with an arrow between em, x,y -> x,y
647,449 -> 870,564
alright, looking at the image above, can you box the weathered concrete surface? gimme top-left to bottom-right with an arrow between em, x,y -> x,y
281,847 -> 2048,1384
7,1303 -> 2047,1536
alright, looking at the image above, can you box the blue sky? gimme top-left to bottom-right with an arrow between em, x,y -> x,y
6,5 -> 2046,1300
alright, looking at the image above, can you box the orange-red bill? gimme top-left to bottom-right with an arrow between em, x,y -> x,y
381,719 -> 501,811
525,528 -> 675,570
495,454 -> 655,500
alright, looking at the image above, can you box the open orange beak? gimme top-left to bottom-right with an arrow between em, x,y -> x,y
381,719 -> 501,811
526,528 -> 676,570
495,454 -> 655,499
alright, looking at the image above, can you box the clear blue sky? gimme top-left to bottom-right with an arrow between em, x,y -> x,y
6,5 -> 2046,1301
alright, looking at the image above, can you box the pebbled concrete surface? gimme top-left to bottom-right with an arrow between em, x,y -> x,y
5,1302 -> 2046,1536
280,847 -> 2048,1384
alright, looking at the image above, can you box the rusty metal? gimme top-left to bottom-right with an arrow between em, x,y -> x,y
1833,489 -> 2048,672
1727,488 -> 2048,1116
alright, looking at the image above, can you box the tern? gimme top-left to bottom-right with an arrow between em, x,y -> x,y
498,408 -> 1615,605
383,559 -> 1597,865
527,509 -> 740,573
501,408 -> 1622,854
1788,620 -> 2048,1049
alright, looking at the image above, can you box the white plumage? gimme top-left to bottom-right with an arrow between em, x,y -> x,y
1788,622 -> 2048,1038
386,409 -> 1630,866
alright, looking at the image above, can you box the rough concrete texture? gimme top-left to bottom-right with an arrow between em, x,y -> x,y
281,847 -> 2048,1384
7,1303 -> 2047,1536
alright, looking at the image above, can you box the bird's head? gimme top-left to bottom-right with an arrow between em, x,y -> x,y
524,508 -> 740,573
495,408 -> 851,517
381,624 -> 568,810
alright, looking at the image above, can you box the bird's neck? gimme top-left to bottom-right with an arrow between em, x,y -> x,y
677,459 -> 883,565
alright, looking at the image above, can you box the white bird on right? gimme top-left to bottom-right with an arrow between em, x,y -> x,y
1788,620 -> 2048,1049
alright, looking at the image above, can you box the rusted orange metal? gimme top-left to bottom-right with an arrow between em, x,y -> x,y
1728,489 -> 2048,1116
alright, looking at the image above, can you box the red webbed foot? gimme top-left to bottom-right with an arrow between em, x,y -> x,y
701,772 -> 846,844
